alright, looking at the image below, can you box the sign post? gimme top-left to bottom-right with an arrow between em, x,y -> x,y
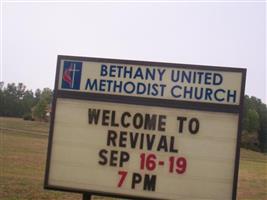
82,193 -> 91,200
44,55 -> 246,200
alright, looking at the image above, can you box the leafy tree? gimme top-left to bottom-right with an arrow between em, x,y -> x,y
258,103 -> 267,152
41,88 -> 52,103
0,82 -> 4,90
245,109 -> 260,132
1,83 -> 21,116
22,90 -> 35,116
34,89 -> 41,103
32,88 -> 52,120
242,95 -> 267,152
0,83 -> 50,120
33,99 -> 48,120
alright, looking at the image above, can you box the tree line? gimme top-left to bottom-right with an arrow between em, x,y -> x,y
242,95 -> 267,153
0,82 -> 266,153
0,82 -> 52,121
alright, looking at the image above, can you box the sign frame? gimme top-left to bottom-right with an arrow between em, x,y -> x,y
44,55 -> 246,200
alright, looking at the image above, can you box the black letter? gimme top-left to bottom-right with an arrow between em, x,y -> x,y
129,132 -> 139,148
111,111 -> 119,127
189,118 -> 199,134
144,114 -> 157,131
98,149 -> 108,165
169,136 -> 178,153
131,173 -> 142,189
177,116 -> 187,133
107,130 -> 117,146
119,151 -> 130,167
110,150 -> 118,166
158,115 -> 166,131
133,113 -> 143,129
88,109 -> 100,124
121,112 -> 131,128
146,134 -> 156,150
157,136 -> 168,152
119,131 -> 127,148
143,174 -> 157,191
102,110 -> 110,126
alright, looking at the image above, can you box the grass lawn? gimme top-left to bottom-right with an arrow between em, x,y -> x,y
1,117 -> 266,200
238,149 -> 267,199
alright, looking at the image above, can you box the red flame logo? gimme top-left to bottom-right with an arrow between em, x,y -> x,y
63,64 -> 73,87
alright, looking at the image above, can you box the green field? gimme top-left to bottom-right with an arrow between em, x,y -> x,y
1,117 -> 266,200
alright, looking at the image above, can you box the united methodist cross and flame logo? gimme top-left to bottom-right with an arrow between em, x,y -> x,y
61,61 -> 82,90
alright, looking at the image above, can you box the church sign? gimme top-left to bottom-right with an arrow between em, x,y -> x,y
44,55 -> 246,200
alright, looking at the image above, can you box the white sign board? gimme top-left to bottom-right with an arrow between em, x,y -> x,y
45,56 -> 246,200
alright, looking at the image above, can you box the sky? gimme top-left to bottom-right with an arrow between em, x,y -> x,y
1,1 -> 266,102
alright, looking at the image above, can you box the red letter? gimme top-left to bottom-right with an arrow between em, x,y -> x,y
117,171 -> 128,187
